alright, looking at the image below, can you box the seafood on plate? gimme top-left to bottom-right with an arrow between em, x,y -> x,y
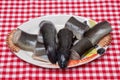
11,16 -> 112,68
33,41 -> 45,56
12,28 -> 47,59
40,20 -> 58,64
12,29 -> 37,51
71,37 -> 93,58
57,28 -> 73,68
84,21 -> 112,45
65,17 -> 89,40
71,21 -> 112,58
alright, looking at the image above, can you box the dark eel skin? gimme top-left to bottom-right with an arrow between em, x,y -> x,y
57,28 -> 73,68
71,21 -> 112,57
65,17 -> 89,40
40,20 -> 57,64
84,21 -> 112,45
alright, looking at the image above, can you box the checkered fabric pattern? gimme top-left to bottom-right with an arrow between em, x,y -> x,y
0,0 -> 120,80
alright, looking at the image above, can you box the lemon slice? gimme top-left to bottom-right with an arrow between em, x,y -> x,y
88,19 -> 97,28
81,48 -> 97,58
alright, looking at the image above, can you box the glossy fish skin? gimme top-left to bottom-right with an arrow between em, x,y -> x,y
71,21 -> 112,58
33,41 -> 45,56
65,17 -> 89,40
32,41 -> 47,62
71,37 -> 93,57
40,21 -> 57,64
38,21 -> 49,43
84,21 -> 112,45
57,28 -> 73,68
12,29 -> 37,51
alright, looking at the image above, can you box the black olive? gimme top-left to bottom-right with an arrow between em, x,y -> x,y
97,48 -> 105,55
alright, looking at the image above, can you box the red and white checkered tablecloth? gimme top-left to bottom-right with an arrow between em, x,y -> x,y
0,0 -> 120,80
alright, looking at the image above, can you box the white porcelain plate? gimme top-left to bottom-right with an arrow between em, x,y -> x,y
7,15 -> 111,68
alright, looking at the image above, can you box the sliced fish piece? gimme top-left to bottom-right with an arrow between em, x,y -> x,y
57,28 -> 73,68
40,21 -> 57,64
32,44 -> 49,63
65,17 -> 89,40
84,21 -> 112,45
12,29 -> 37,51
71,21 -> 112,58
37,21 -> 48,43
33,41 -> 45,56
71,37 -> 93,58
32,41 -> 49,62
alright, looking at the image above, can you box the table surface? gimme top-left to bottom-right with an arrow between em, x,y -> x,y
0,0 -> 120,80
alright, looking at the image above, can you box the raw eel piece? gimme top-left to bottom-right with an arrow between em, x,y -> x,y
12,29 -> 37,51
65,17 -> 89,40
71,21 -> 112,58
40,21 -> 57,64
57,28 -> 73,68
